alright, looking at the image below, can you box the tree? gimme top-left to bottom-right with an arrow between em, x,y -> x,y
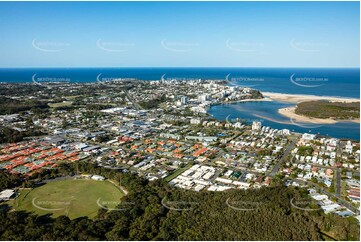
0,162 -> 359,241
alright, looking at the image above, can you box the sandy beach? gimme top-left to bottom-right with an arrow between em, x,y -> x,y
278,106 -> 360,124
259,92 -> 360,124
262,92 -> 360,104
278,105 -> 360,124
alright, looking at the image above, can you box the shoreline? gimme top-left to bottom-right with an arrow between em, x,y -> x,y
263,92 -> 360,124
262,92 -> 360,104
278,106 -> 360,124
209,91 -> 360,125
208,96 -> 271,110
221,97 -> 272,105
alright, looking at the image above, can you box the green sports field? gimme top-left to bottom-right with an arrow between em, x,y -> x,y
13,179 -> 124,219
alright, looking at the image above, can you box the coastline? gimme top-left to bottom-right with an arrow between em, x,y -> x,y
262,92 -> 360,104
278,106 -> 360,124
261,92 -> 360,124
221,97 -> 272,104
209,91 -> 360,125
207,96 -> 271,111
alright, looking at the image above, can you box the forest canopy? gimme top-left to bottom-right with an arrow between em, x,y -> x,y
0,162 -> 359,241
295,100 -> 360,120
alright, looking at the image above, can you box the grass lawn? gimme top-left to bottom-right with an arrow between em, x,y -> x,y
64,95 -> 79,99
12,179 -> 124,219
48,101 -> 73,108
164,164 -> 193,182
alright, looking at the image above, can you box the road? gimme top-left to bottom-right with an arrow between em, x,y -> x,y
239,170 -> 248,182
267,137 -> 297,177
336,141 -> 344,157
335,142 -> 343,199
210,169 -> 222,182
292,162 -> 348,199
293,178 -> 359,215
335,168 -> 341,198
293,161 -> 359,173
124,88 -> 143,110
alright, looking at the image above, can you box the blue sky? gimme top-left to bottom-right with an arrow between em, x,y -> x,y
0,1 -> 359,68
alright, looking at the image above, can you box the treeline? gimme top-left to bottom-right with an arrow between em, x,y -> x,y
297,145 -> 314,156
0,97 -> 49,115
0,162 -> 359,241
139,95 -> 167,109
0,83 -> 128,98
249,89 -> 264,99
50,103 -> 116,112
0,85 -> 46,97
295,101 -> 360,120
0,127 -> 45,144
0,171 -> 22,191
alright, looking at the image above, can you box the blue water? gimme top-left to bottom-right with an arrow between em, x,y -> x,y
0,67 -> 359,140
0,67 -> 359,98
208,101 -> 360,141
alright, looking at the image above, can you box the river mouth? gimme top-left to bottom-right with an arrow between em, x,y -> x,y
208,100 -> 360,141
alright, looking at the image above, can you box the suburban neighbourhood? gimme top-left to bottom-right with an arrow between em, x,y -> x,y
0,79 -> 359,221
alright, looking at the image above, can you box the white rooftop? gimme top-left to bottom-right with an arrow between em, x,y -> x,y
0,189 -> 15,199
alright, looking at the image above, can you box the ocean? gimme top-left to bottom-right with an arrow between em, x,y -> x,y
0,67 -> 360,140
